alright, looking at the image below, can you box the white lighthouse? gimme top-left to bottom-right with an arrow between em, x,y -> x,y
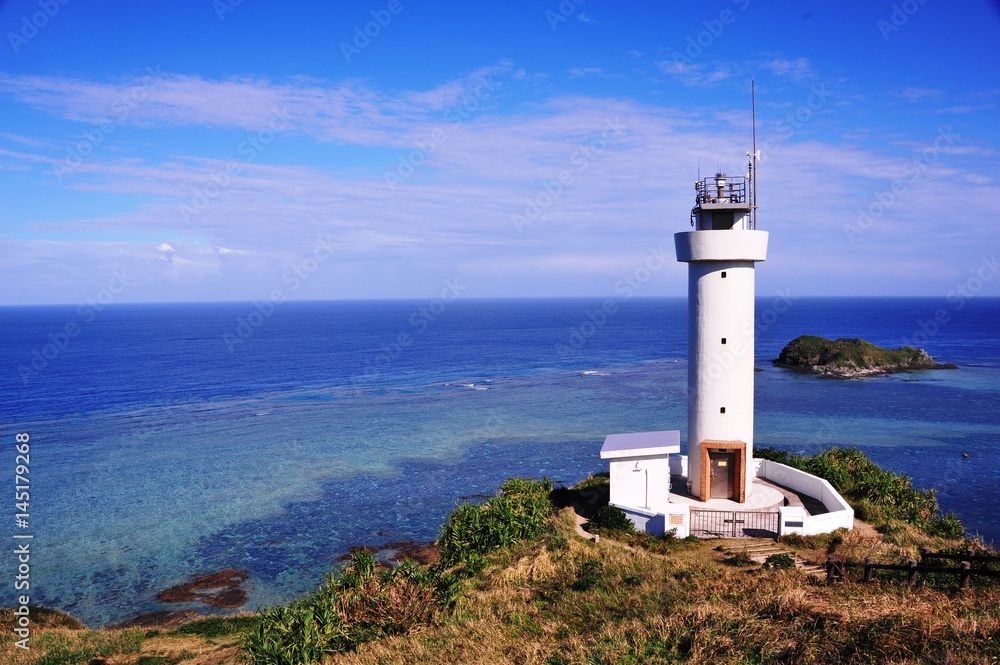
674,168 -> 767,502
600,87 -> 855,536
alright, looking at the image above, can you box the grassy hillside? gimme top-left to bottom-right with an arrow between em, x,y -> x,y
3,454 -> 997,665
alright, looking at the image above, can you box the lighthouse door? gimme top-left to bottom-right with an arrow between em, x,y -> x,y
709,452 -> 735,499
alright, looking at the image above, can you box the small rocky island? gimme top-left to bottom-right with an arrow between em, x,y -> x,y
773,335 -> 957,378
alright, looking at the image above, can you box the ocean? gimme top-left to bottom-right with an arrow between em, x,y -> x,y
1,297 -> 998,627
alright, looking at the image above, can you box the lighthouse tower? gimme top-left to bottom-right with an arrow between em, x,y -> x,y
674,167 -> 768,503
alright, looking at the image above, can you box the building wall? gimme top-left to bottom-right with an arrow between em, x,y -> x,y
608,454 -> 671,515
687,259 -> 757,499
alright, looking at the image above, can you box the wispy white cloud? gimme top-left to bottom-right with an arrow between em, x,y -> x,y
1,67 -> 998,303
0,62 -> 516,148
761,56 -> 815,82
898,86 -> 943,103
655,60 -> 735,87
929,104 -> 996,115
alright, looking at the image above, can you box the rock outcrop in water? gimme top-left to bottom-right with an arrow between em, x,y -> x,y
773,335 -> 957,378
155,568 -> 249,608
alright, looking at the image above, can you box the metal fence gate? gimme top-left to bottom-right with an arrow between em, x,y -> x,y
690,509 -> 779,538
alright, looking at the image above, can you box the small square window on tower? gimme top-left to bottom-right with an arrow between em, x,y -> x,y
721,338 -> 727,344
721,271 -> 727,278
720,407 -> 726,414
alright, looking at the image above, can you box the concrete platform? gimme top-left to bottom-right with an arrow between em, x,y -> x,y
668,476 -> 786,512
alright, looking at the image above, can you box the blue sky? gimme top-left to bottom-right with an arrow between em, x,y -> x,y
1,0 -> 998,304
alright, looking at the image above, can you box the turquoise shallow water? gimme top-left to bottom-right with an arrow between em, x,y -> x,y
0,298 -> 997,626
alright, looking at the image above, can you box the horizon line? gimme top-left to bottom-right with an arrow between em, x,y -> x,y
3,294 -> 998,308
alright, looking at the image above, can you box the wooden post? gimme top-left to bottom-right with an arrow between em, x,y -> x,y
908,560 -> 918,587
967,548 -> 976,562
920,547 -> 930,562
960,561 -> 971,589
863,557 -> 874,583
826,555 -> 836,581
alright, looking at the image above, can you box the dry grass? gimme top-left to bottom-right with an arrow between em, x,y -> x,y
333,509 -> 1000,665
0,611 -> 249,665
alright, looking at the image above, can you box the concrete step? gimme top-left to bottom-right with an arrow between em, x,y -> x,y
722,541 -> 827,572
727,541 -> 779,549
734,547 -> 786,557
741,545 -> 784,553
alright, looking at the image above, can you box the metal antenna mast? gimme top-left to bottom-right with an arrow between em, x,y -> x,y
750,77 -> 758,229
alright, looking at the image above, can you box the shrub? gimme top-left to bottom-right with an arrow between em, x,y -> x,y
762,553 -> 796,570
243,552 -> 459,664
925,512 -> 966,540
777,532 -> 814,549
588,505 -> 635,534
549,473 -> 609,519
724,551 -> 754,567
439,477 -> 554,570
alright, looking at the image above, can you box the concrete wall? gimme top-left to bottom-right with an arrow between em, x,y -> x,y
608,455 -> 671,515
615,503 -> 690,538
758,460 -> 854,535
611,459 -> 850,538
669,453 -> 688,477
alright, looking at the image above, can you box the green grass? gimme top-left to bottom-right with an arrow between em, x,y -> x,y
170,614 -> 260,638
33,628 -> 143,665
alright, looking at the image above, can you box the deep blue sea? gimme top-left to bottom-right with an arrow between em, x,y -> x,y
1,297 -> 998,626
